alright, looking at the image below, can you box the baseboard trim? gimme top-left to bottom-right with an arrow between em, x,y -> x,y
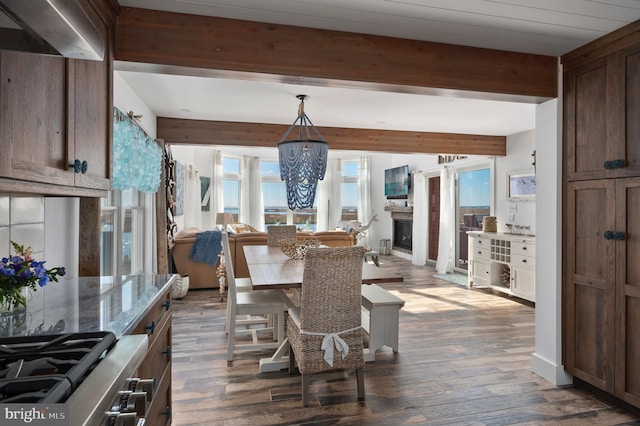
531,352 -> 573,385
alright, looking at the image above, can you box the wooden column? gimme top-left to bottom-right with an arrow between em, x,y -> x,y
79,197 -> 101,276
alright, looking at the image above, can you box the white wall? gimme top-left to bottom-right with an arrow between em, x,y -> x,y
170,145 -> 217,231
496,130 -> 536,233
531,95 -> 572,384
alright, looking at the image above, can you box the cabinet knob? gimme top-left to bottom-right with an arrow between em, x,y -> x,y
69,159 -> 88,174
162,345 -> 171,360
145,320 -> 155,335
69,159 -> 81,173
521,259 -> 527,263
614,231 -> 625,241
162,406 -> 171,420
604,230 -> 614,240
522,246 -> 527,251
604,160 -> 614,170
162,298 -> 171,311
613,159 -> 625,169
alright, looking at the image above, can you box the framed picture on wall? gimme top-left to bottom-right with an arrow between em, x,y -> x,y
507,169 -> 536,201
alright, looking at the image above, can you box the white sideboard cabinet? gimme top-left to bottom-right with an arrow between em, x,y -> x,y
467,231 -> 535,302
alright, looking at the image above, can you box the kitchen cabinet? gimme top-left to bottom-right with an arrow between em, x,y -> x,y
564,44 -> 640,181
564,178 -> 640,407
562,25 -> 640,409
132,286 -> 172,425
0,0 -> 113,196
467,232 -> 536,302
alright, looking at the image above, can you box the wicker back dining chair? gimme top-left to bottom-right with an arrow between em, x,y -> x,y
287,246 -> 367,406
267,225 -> 297,246
221,231 -> 288,362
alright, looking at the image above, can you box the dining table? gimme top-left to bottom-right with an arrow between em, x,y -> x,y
243,244 -> 404,373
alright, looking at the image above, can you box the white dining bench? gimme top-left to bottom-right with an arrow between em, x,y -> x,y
361,283 -> 405,362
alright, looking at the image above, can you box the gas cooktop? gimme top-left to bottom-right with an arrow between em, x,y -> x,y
0,331 -> 117,403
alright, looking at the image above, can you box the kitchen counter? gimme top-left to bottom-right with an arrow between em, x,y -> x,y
0,274 -> 177,338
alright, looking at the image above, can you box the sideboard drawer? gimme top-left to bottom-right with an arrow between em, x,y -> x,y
511,254 -> 535,270
511,241 -> 534,256
470,247 -> 490,260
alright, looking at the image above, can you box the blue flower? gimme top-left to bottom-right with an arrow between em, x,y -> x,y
0,241 -> 66,310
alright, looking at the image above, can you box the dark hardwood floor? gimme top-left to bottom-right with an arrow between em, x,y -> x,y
171,255 -> 640,425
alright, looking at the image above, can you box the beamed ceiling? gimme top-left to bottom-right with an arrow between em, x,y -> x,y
115,1 -> 640,155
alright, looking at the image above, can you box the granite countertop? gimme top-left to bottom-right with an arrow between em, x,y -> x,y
0,274 -> 177,338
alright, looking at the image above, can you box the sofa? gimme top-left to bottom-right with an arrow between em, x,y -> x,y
171,228 -> 221,289
171,228 -> 354,286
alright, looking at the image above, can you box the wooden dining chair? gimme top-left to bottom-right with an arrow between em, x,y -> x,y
219,234 -> 268,334
287,246 -> 367,406
267,225 -> 297,246
221,232 -> 289,362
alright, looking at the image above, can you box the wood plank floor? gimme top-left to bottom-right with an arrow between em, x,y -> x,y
170,255 -> 640,425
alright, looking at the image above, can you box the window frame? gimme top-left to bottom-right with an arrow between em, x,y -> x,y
222,155 -> 242,221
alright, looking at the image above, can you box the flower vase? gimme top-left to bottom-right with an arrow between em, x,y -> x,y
0,289 -> 28,336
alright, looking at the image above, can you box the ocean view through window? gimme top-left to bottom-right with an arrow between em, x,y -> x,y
457,168 -> 491,270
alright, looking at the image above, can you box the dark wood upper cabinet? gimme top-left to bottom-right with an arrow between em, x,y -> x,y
0,0 -> 114,197
564,44 -> 640,181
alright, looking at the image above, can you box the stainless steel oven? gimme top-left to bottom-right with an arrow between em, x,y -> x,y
0,332 -> 150,426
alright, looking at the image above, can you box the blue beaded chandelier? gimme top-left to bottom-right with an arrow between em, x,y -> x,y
278,95 -> 329,210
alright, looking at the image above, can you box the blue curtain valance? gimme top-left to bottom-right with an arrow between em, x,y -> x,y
113,107 -> 162,192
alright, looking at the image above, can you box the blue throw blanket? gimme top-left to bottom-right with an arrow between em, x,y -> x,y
189,230 -> 222,266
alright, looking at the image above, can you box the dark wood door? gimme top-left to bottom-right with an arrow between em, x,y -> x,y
564,56 -> 618,181
614,178 -> 640,406
0,52 -> 74,186
564,179 -> 616,393
565,44 -> 640,182
71,1 -> 112,191
428,176 -> 440,261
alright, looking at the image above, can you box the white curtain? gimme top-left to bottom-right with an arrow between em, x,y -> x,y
212,150 -> 224,216
316,159 -> 342,231
412,172 -> 428,266
183,165 -> 202,229
357,156 -> 372,246
240,156 -> 265,231
435,167 -> 454,273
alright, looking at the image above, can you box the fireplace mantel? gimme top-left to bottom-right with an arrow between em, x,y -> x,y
384,206 -> 413,214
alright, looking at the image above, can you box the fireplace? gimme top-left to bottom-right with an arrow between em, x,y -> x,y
393,218 -> 413,252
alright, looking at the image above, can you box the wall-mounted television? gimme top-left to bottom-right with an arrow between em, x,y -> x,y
384,165 -> 410,199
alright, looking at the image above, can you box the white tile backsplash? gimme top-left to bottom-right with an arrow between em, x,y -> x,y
2,196 -> 46,254
10,223 -> 45,253
11,197 -> 44,224
0,226 -> 9,253
0,197 -> 8,226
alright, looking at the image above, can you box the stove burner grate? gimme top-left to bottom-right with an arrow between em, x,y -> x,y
0,331 -> 117,403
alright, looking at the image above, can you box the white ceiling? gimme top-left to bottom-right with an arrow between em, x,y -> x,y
116,0 -> 640,138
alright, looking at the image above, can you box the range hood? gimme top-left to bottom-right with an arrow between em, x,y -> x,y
0,0 -> 104,61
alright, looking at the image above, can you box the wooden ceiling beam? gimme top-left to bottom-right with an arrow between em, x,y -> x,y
116,8 -> 557,103
157,118 -> 506,156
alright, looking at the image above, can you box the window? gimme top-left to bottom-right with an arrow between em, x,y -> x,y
456,167 -> 491,270
222,156 -> 241,222
261,161 -> 287,226
341,161 -> 359,221
100,188 -> 145,276
259,160 -> 317,230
